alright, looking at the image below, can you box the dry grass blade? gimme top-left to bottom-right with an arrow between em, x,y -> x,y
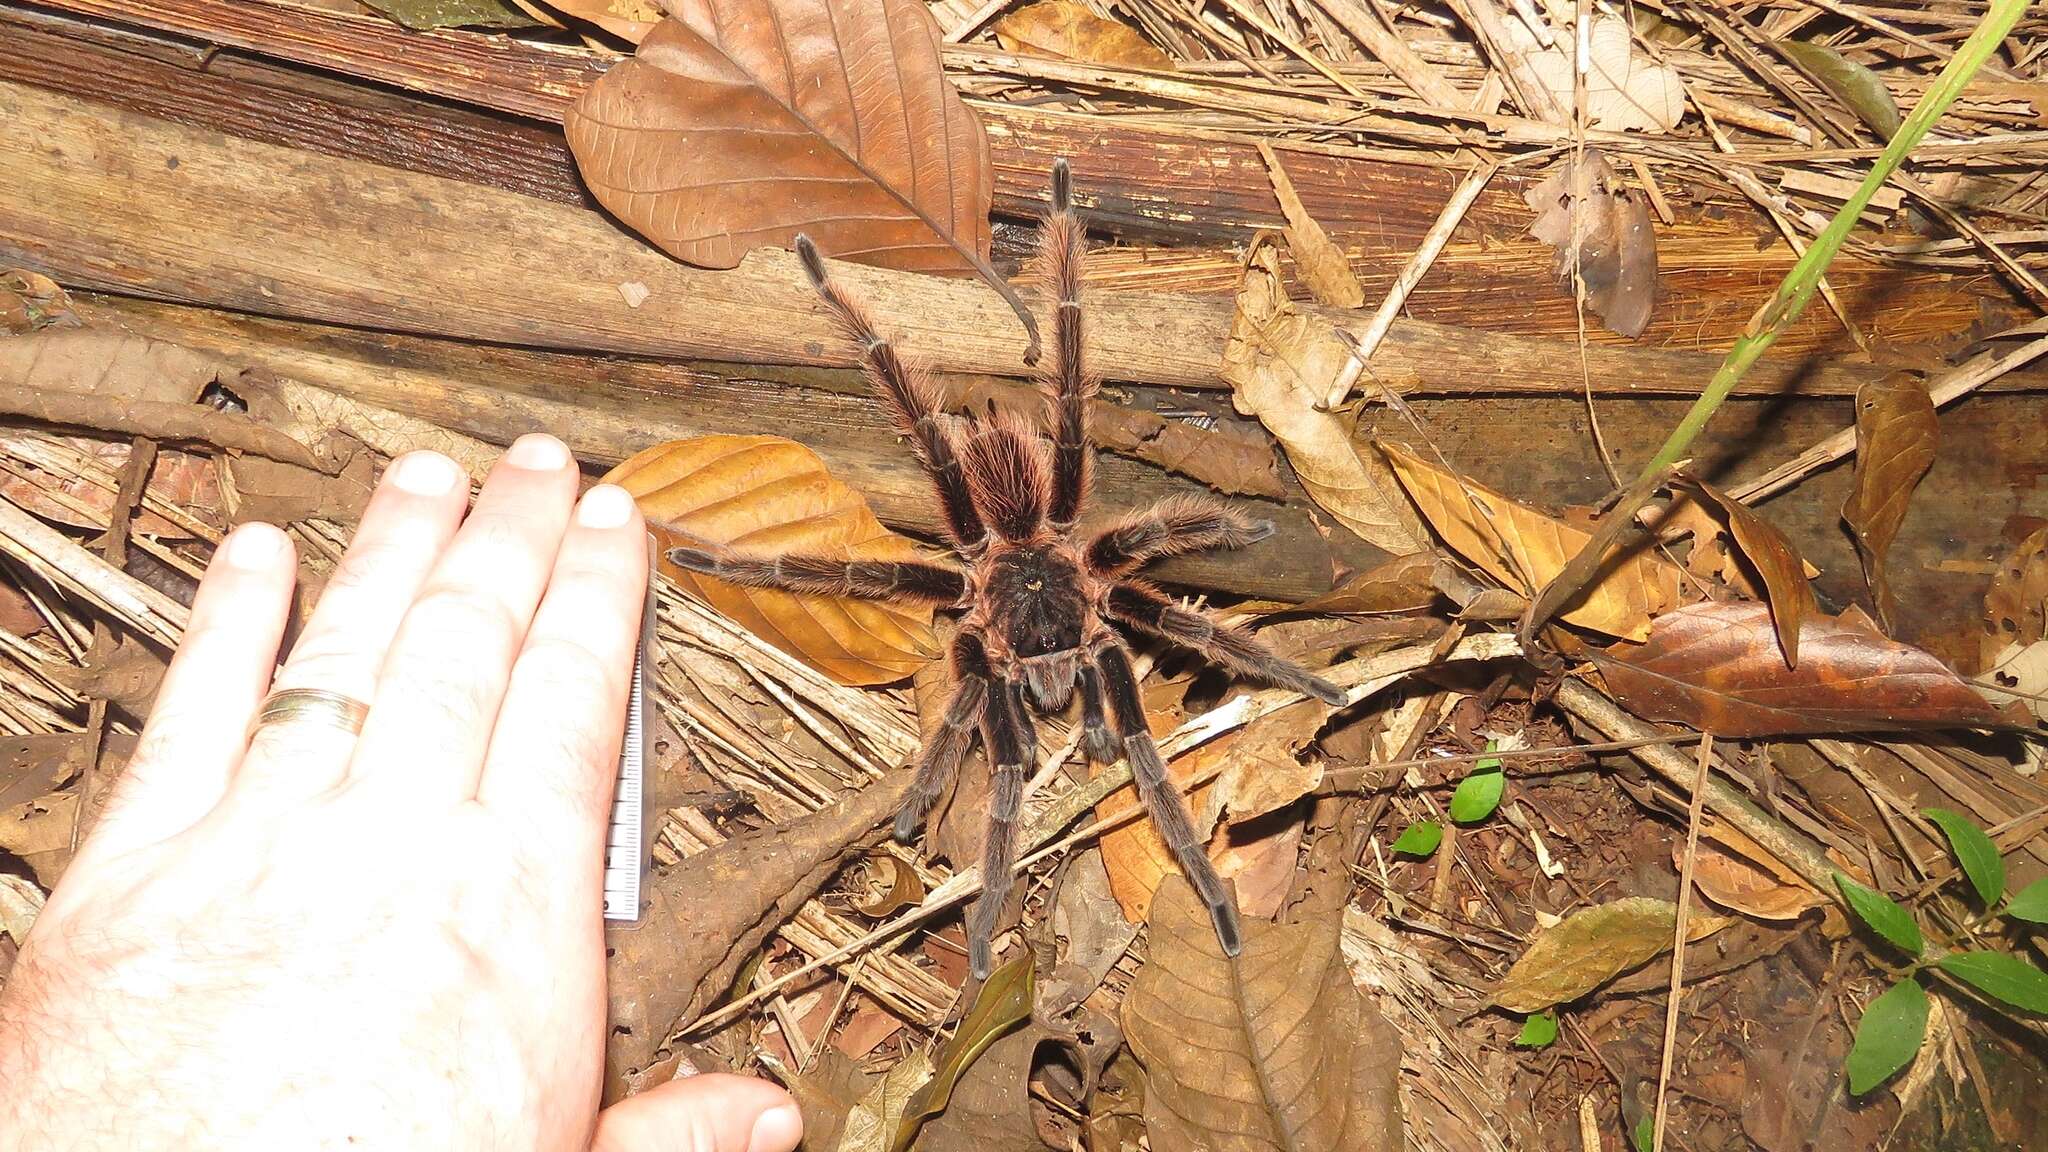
1122,875 -> 1403,1152
1842,373 -> 1939,634
605,436 -> 940,685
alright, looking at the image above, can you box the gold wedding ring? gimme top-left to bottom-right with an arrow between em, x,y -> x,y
250,687 -> 371,739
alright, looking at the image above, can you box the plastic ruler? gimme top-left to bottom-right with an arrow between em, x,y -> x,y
602,572 -> 657,922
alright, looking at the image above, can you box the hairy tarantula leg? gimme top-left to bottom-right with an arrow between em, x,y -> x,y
1082,495 -> 1275,578
1106,582 -> 1347,706
1040,160 -> 1095,529
1077,663 -> 1118,764
895,676 -> 987,843
795,236 -> 988,551
1094,642 -> 1241,956
665,547 -> 968,604
968,679 -> 1035,979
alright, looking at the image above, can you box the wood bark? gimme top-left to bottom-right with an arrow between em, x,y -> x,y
3,0 -> 2022,366
0,77 -> 1940,406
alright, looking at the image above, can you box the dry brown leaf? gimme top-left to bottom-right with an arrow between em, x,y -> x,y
1043,849 -> 1139,1014
1524,150 -> 1658,338
837,1050 -> 934,1152
0,872 -> 41,947
1682,839 -> 1827,921
920,1009 -> 1121,1152
606,435 -> 939,685
1283,551 -> 1439,616
1,269 -> 79,333
1223,238 -> 1427,555
993,0 -> 1173,70
1259,142 -> 1366,309
1506,14 -> 1686,132
1979,639 -> 2048,723
1681,478 -> 1817,668
1208,697 -> 1327,827
1122,875 -> 1404,1152
1096,715 -> 1305,925
0,438 -> 218,538
1380,440 -> 1681,641
566,3 -> 994,278
1492,896 -> 1730,1012
1841,372 -> 1939,634
530,0 -> 662,40
783,1049 -> 874,1152
1981,525 -> 2048,672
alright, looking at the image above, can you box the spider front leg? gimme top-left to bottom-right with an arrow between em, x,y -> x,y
1083,495 -> 1275,578
1077,663 -> 1117,763
1039,160 -> 1093,529
967,678 -> 1036,979
666,547 -> 967,604
1106,581 -> 1346,705
895,630 -> 995,843
1092,642 -> 1241,956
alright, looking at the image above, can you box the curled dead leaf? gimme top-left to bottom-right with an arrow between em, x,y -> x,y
1380,440 -> 1681,641
1260,142 -> 1366,309
1122,875 -> 1404,1152
605,436 -> 939,685
1222,237 -> 1427,555
852,852 -> 925,917
993,1 -> 1173,70
1843,373 -> 1938,634
1679,477 -> 1817,668
892,956 -> 1034,1151
1283,551 -> 1440,616
1492,896 -> 1730,1012
1525,150 -> 1658,338
1590,601 -> 2006,737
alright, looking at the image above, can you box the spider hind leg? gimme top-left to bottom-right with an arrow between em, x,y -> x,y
895,631 -> 996,844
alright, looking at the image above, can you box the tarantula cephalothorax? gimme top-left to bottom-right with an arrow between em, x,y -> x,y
667,162 -> 1345,977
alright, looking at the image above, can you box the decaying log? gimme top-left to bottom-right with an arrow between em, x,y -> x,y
1,79 -> 1935,406
3,0 -> 2023,364
83,295 -> 1371,601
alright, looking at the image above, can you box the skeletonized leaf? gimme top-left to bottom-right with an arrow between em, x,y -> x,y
1843,372 -> 1938,633
1524,150 -> 1659,338
1506,14 -> 1686,132
1847,979 -> 1928,1095
566,4 -> 995,277
605,436 -> 940,685
1779,39 -> 1904,139
1381,440 -> 1682,641
1835,874 -> 1924,956
1260,143 -> 1366,308
893,956 -> 1034,1151
1492,897 -> 1729,1012
1922,808 -> 2004,908
1979,525 -> 2048,671
1122,876 -> 1404,1151
993,0 -> 1174,70
1223,237 -> 1428,555
1935,951 -> 2048,1015
1682,478 -> 1817,668
1591,601 -> 2005,737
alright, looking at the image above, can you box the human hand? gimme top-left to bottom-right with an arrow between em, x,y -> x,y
0,436 -> 801,1152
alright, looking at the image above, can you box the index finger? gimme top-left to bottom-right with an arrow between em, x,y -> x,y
473,484 -> 647,890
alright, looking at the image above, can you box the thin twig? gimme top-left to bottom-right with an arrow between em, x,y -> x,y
1651,733 -> 1712,1152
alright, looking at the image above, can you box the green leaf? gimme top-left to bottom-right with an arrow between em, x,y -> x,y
891,954 -> 1034,1150
1835,874 -> 1924,957
1937,951 -> 2048,1015
1391,820 -> 1443,856
1845,978 -> 1929,1094
1778,39 -> 1904,139
1516,1010 -> 1559,1049
2004,877 -> 2048,924
1922,808 -> 2005,907
1632,1115 -> 1655,1152
1449,743 -> 1505,824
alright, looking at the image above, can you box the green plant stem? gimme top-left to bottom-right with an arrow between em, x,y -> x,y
1639,0 -> 2028,479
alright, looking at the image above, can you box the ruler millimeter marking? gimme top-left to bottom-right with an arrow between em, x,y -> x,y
603,564 -> 657,922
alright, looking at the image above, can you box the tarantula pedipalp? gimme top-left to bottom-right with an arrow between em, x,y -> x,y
667,163 -> 1344,978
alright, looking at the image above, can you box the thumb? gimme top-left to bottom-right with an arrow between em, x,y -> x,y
590,1072 -> 803,1152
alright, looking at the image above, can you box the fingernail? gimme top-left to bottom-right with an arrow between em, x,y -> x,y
506,434 -> 570,471
577,484 -> 636,529
223,523 -> 287,570
391,452 -> 460,495
746,1104 -> 802,1152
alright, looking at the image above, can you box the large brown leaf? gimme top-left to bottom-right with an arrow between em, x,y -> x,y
1382,440 -> 1681,641
565,2 -> 995,278
1842,372 -> 1938,634
1591,601 -> 2005,737
1122,876 -> 1404,1152
604,436 -> 940,684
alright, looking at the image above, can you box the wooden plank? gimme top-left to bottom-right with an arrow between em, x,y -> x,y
83,295 -> 1371,601
0,79 -> 1932,401
12,0 -> 2013,361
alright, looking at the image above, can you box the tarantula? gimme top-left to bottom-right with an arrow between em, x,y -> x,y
668,163 -> 1344,978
